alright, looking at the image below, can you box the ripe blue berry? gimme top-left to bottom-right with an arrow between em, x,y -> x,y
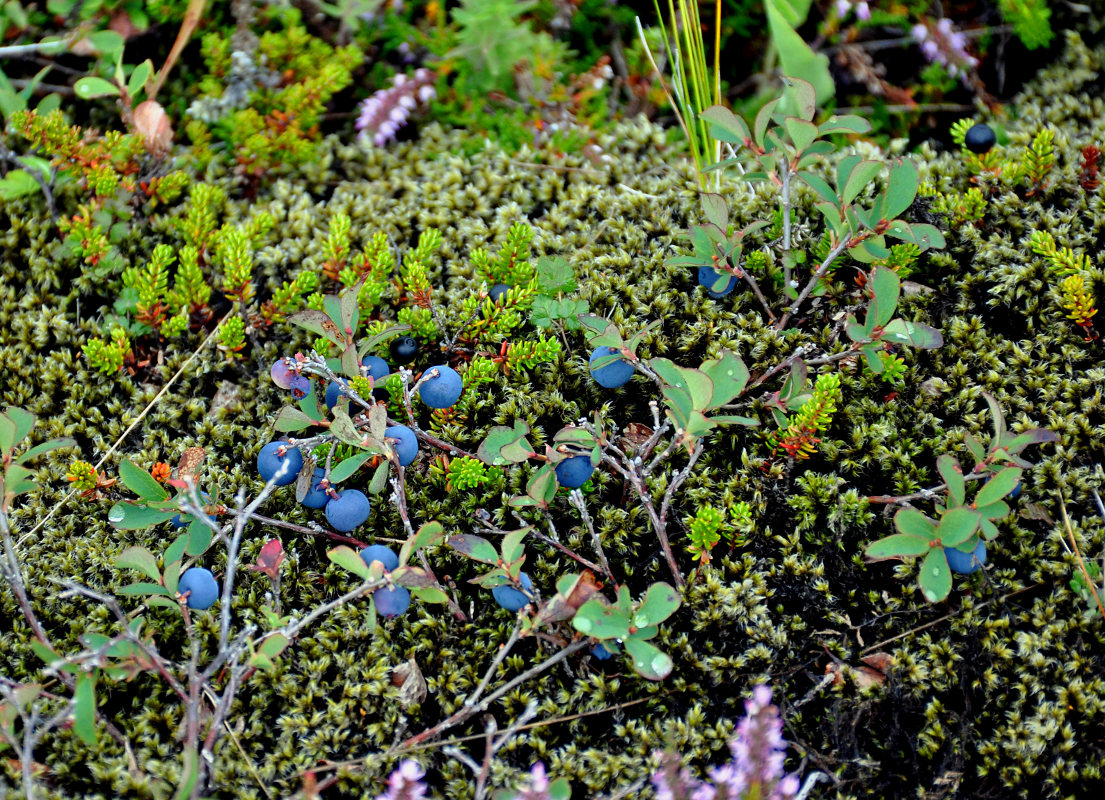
697,265 -> 738,298
325,489 -> 371,532
386,425 -> 418,466
945,540 -> 987,575
589,346 -> 634,389
360,544 -> 399,572
177,567 -> 218,610
301,468 -> 331,509
555,456 -> 594,489
270,358 -> 296,389
489,283 -> 511,302
418,365 -> 463,408
964,123 -> 996,154
373,585 -> 411,618
591,642 -> 614,661
170,491 -> 211,528
492,572 -> 533,612
325,381 -> 345,411
360,355 -> 390,381
289,375 -> 313,400
390,335 -> 419,365
257,441 -> 303,485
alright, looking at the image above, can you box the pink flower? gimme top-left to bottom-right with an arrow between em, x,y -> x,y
355,68 -> 436,147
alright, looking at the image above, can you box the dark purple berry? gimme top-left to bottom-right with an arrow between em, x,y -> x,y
360,355 -> 390,381
324,489 -> 371,532
177,567 -> 218,610
289,375 -> 312,400
697,265 -> 738,298
386,425 -> 418,467
325,381 -> 345,411
555,456 -> 594,489
360,544 -> 399,572
589,346 -> 634,389
373,585 -> 411,618
389,336 -> 419,365
492,572 -> 533,612
945,540 -> 987,574
964,123 -> 996,154
257,442 -> 303,485
301,468 -> 330,509
489,284 -> 511,303
270,358 -> 297,389
418,365 -> 463,408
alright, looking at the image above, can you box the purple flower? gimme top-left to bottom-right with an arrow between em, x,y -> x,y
509,762 -> 555,799
651,686 -> 799,800
376,760 -> 427,800
910,17 -> 978,84
355,68 -> 436,147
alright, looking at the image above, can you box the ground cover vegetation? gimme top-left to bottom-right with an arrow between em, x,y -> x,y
2,1 -> 1105,799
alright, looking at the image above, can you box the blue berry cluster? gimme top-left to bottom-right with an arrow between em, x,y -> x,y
359,544 -> 410,617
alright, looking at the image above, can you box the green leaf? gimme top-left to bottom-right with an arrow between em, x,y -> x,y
633,582 -> 680,628
865,533 -> 932,560
880,319 -> 943,349
339,282 -> 361,338
841,159 -> 884,207
798,171 -> 838,205
367,459 -> 389,495
116,582 -> 173,598
0,169 -> 42,201
918,548 -> 952,603
535,256 -> 576,294
185,518 -> 212,557
700,351 -> 749,409
477,421 -> 533,466
118,459 -> 168,501
700,194 -> 729,231
895,507 -> 937,538
116,546 -> 161,582
14,437 -> 76,464
937,454 -> 965,508
274,406 -> 315,433
73,672 -> 97,745
818,114 -> 871,135
936,506 -> 981,548
327,546 -> 370,580
868,266 -> 900,329
881,158 -> 919,220
447,534 -> 500,565
572,599 -> 632,639
341,344 -> 361,380
164,533 -> 189,567
964,433 -> 986,465
974,467 -> 1022,507
765,3 -> 833,109
411,586 -> 450,604
174,746 -> 199,800
501,527 -> 530,565
329,407 -> 364,447
622,636 -> 674,681
699,105 -> 751,146
710,414 -> 759,427
783,116 -> 818,153
286,308 -> 345,347
525,464 -> 558,507
392,566 -> 437,589
357,324 -> 412,358
126,59 -> 153,99
1000,429 -> 1059,455
330,452 -> 372,484
399,521 -> 444,566
74,76 -> 120,99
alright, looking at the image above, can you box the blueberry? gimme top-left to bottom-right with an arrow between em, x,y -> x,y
555,456 -> 594,489
945,540 -> 987,575
489,283 -> 511,303
270,358 -> 296,389
418,365 -> 463,408
697,265 -> 738,298
289,375 -> 313,401
373,585 -> 411,618
389,335 -> 419,365
177,567 -> 218,610
591,642 -> 614,661
170,491 -> 211,528
359,544 -> 399,572
589,346 -> 634,389
301,468 -> 331,509
492,572 -> 533,612
386,424 -> 419,467
257,441 -> 304,486
964,123 -> 996,154
360,355 -> 390,381
324,489 -> 371,532
325,381 -> 345,411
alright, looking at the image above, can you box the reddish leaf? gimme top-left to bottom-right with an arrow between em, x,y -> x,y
248,539 -> 284,580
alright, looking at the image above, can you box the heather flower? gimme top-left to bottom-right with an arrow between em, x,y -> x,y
835,0 -> 871,21
376,759 -> 427,800
355,68 -> 436,147
508,762 -> 553,799
911,17 -> 978,82
651,686 -> 799,800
